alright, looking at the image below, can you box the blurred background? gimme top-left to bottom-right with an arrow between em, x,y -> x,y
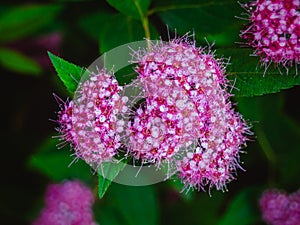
1,0 -> 300,225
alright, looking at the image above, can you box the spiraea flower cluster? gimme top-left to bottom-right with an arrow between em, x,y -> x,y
55,37 -> 249,192
240,0 -> 300,68
260,189 -> 300,225
57,70 -> 129,165
32,180 -> 97,225
132,39 -> 249,191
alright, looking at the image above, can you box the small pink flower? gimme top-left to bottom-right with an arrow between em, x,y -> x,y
177,102 -> 248,191
9,32 -> 62,69
240,0 -> 300,67
260,189 -> 300,225
126,67 -> 204,165
32,180 -> 97,225
127,96 -> 184,164
72,70 -> 129,165
56,70 -> 128,165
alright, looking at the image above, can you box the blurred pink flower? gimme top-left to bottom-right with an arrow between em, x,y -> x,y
32,180 -> 97,225
260,189 -> 300,225
9,32 -> 62,69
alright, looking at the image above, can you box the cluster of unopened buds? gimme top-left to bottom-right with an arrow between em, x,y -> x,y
56,37 -> 250,192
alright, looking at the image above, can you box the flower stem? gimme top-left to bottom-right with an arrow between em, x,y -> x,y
256,127 -> 277,185
133,0 -> 151,50
142,16 -> 151,40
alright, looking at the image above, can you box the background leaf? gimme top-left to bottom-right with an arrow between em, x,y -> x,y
99,13 -> 159,53
98,161 -> 127,198
29,137 -> 93,183
0,47 -> 42,75
79,11 -> 113,40
94,205 -> 126,225
237,94 -> 300,190
48,51 -> 83,95
152,0 -> 243,46
114,64 -> 137,86
160,189 -> 225,225
105,0 -> 151,19
217,48 -> 300,97
108,184 -> 159,225
217,188 -> 260,225
99,13 -> 144,53
0,4 -> 62,43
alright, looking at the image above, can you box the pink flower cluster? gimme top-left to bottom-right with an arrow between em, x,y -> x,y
260,189 -> 300,225
32,180 -> 97,225
57,70 -> 129,165
56,37 -> 249,191
131,39 -> 249,190
240,0 -> 300,67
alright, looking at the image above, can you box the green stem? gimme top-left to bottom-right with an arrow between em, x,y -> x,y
141,17 -> 151,40
133,0 -> 151,49
256,127 -> 276,184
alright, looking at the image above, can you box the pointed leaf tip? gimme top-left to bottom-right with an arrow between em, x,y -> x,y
48,52 -> 84,95
98,161 -> 127,198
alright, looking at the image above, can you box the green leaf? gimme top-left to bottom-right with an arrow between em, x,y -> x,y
0,4 -> 62,43
0,47 -> 42,75
79,10 -> 113,40
158,190 -> 225,225
217,48 -> 300,97
217,188 -> 260,225
94,204 -> 127,225
99,13 -> 144,54
114,64 -> 137,85
29,137 -> 93,183
105,0 -> 151,19
109,184 -> 159,225
237,94 -> 300,188
98,161 -> 127,198
48,51 -> 84,95
99,13 -> 159,54
277,116 -> 300,186
236,93 -> 284,123
153,0 -> 243,46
